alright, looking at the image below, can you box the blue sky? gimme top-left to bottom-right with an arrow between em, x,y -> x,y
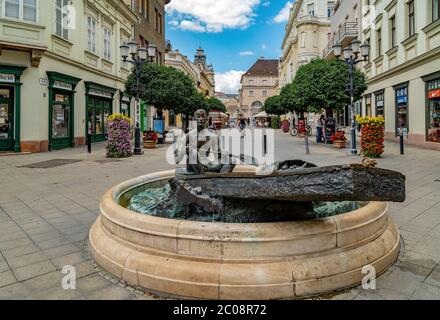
165,0 -> 294,94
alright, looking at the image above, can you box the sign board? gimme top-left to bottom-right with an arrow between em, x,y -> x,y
398,127 -> 408,137
428,89 -> 440,100
89,89 -> 113,99
397,96 -> 407,104
0,74 -> 15,83
39,78 -> 49,86
53,81 -> 73,91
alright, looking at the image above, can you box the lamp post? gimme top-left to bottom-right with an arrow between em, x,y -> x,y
120,40 -> 157,155
333,39 -> 370,155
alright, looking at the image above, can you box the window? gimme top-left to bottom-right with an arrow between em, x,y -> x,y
3,0 -> 38,23
103,27 -> 112,60
248,90 -> 255,97
434,0 -> 440,21
262,90 -> 268,97
86,16 -> 97,54
307,3 -> 315,16
141,0 -> 148,19
248,79 -> 254,84
390,16 -> 396,48
327,1 -> 334,18
55,0 -> 69,39
408,0 -> 415,37
377,28 -> 382,56
155,8 -> 162,33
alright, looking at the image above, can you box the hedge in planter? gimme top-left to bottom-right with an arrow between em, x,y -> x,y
106,114 -> 133,158
271,116 -> 281,129
356,115 -> 385,158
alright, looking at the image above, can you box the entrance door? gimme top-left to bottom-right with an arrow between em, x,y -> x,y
50,91 -> 72,150
0,86 -> 14,151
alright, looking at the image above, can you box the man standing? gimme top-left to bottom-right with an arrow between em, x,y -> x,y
316,115 -> 325,143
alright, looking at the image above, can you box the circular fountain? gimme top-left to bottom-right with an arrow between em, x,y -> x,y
89,165 -> 402,299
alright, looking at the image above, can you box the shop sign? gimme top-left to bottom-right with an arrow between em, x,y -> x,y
428,89 -> 440,99
55,94 -> 66,102
122,96 -> 131,102
39,78 -> 49,86
89,89 -> 113,99
397,95 -> 407,104
53,81 -> 73,91
0,73 -> 15,83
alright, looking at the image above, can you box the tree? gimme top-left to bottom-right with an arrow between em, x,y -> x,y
125,63 -> 195,118
206,97 -> 227,113
263,95 -> 284,116
178,90 -> 209,130
286,58 -> 367,116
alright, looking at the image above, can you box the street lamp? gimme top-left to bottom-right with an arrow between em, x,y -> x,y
120,40 -> 157,155
333,39 -> 370,155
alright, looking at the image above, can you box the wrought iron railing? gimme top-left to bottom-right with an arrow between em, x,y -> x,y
323,22 -> 358,57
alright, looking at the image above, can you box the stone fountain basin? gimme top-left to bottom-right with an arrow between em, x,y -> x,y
89,169 -> 400,300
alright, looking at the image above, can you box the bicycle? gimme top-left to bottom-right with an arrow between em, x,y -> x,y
290,124 -> 312,136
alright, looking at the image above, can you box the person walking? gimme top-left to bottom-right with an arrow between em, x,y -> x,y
316,115 -> 325,143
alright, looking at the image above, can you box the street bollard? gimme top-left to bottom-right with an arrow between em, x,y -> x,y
304,134 -> 310,155
400,133 -> 404,155
263,134 -> 267,155
87,134 -> 92,154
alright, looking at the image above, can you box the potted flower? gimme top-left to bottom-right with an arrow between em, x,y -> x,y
143,131 -> 158,149
331,131 -> 347,149
356,115 -> 385,158
105,114 -> 133,158
281,119 -> 290,133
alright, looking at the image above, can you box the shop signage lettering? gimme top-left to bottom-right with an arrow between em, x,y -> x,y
53,81 -> 73,91
428,89 -> 440,99
89,89 -> 112,99
0,73 -> 15,83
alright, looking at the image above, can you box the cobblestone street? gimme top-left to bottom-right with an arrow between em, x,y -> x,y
1,131 -> 440,300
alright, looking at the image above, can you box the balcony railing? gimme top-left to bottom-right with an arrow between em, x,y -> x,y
323,22 -> 358,57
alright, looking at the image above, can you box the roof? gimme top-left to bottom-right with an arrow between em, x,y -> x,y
244,59 -> 279,77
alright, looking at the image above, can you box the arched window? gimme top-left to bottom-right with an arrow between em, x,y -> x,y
251,101 -> 263,115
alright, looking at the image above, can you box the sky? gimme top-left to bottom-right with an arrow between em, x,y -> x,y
165,0 -> 295,94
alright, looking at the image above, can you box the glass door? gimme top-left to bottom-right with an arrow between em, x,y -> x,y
0,86 -> 14,151
50,91 -> 72,150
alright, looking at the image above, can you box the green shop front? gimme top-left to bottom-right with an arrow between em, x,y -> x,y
47,72 -> 81,151
85,82 -> 116,143
0,66 -> 26,152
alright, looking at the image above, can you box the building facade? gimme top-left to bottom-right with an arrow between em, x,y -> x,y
360,0 -> 440,150
164,44 -> 216,129
0,0 -> 168,153
323,0 -> 362,126
239,59 -> 279,118
279,0 -> 333,89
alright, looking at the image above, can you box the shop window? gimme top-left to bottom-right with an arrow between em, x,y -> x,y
52,96 -> 70,139
395,86 -> 409,136
3,0 -> 38,23
365,95 -> 372,116
427,79 -> 440,143
375,91 -> 385,118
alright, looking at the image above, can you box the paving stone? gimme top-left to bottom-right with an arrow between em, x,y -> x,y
0,261 -> 10,273
0,270 -> 16,288
84,285 -> 137,300
50,252 -> 88,269
13,260 -> 57,281
21,270 -> 64,292
0,237 -> 33,251
376,269 -> 424,297
30,286 -> 84,300
74,260 -> 96,279
6,251 -> 48,269
76,274 -> 111,294
0,283 -> 32,299
42,244 -> 81,259
2,244 -> 41,259
410,283 -> 440,300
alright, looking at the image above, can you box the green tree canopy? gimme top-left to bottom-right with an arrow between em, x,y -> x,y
125,63 -> 195,114
283,58 -> 367,114
263,95 -> 285,116
279,83 -> 303,113
206,97 -> 227,113
177,90 -> 209,116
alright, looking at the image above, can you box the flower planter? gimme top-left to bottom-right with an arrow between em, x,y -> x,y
143,140 -> 156,149
333,140 -> 346,149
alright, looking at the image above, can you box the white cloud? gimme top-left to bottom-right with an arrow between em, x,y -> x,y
168,20 -> 179,26
261,44 -> 267,50
239,51 -> 255,56
179,20 -> 206,32
166,0 -> 261,33
262,1 -> 271,7
273,1 -> 293,24
215,70 -> 244,94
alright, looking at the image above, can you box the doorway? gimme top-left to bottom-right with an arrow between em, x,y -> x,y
0,86 -> 14,151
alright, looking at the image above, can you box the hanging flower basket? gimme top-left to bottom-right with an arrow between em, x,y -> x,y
356,115 -> 385,158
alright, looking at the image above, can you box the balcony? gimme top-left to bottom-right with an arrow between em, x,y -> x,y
323,22 -> 358,58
